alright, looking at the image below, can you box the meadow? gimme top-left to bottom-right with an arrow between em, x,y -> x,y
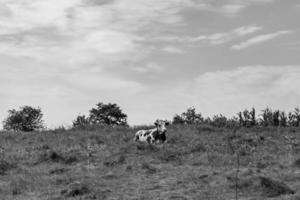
0,125 -> 299,200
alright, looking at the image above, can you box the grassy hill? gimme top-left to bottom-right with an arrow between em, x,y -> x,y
0,125 -> 299,200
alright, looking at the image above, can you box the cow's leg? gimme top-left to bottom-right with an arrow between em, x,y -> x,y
133,133 -> 139,142
146,136 -> 152,144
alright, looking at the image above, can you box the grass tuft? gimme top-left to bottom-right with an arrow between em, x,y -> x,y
62,183 -> 91,197
259,176 -> 295,197
0,159 -> 17,175
141,162 -> 159,174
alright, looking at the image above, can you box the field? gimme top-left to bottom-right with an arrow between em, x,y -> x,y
0,125 -> 300,200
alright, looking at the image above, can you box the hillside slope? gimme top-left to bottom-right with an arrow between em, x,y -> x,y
0,125 -> 299,200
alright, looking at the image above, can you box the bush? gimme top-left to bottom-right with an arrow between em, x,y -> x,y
2,106 -> 44,132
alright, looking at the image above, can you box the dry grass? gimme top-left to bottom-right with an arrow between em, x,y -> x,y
0,125 -> 299,199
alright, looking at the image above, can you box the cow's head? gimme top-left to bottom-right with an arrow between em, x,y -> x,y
154,120 -> 169,134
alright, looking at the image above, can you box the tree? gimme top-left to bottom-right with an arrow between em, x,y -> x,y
3,106 -> 44,131
249,108 -> 256,126
272,110 -> 280,126
182,107 -> 203,124
237,108 -> 256,127
172,107 -> 203,124
260,108 -> 273,126
172,114 -> 185,124
279,111 -> 287,127
72,115 -> 90,128
288,108 -> 300,127
288,112 -> 295,126
89,102 -> 128,126
211,114 -> 228,127
237,112 -> 243,126
293,108 -> 300,127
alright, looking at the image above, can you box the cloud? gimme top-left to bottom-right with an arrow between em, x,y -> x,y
161,46 -> 185,54
132,62 -> 164,73
220,4 -> 246,15
232,30 -> 293,50
151,25 -> 262,47
194,3 -> 246,16
0,0 -> 202,64
190,25 -> 262,45
233,26 -> 263,36
194,0 -> 274,16
236,0 -> 274,3
0,0 -> 82,35
0,0 -> 202,79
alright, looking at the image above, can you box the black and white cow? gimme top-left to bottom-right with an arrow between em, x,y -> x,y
134,120 -> 170,144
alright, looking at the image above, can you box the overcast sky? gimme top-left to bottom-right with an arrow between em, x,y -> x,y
0,0 -> 300,128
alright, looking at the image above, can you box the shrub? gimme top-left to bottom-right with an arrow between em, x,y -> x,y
2,106 -> 44,132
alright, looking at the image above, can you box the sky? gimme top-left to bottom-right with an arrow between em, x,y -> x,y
0,0 -> 300,128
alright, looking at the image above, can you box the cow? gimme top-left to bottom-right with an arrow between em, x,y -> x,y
134,120 -> 170,144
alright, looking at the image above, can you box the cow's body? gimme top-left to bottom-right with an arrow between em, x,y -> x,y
134,120 -> 169,144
